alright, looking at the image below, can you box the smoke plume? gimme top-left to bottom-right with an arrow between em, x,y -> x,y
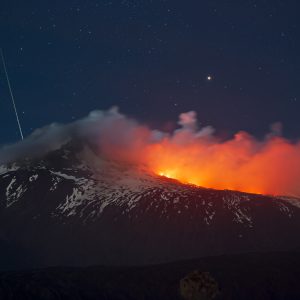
1,107 -> 300,197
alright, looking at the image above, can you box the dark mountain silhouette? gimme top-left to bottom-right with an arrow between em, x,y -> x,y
0,252 -> 299,299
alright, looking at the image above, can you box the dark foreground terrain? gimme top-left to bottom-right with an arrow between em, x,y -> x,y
0,252 -> 299,300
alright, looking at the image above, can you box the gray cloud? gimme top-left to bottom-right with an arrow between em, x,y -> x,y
0,107 -> 214,165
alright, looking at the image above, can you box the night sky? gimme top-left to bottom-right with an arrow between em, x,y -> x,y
1,1 -> 299,144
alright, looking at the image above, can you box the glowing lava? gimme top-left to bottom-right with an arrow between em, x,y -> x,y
145,134 -> 300,196
95,108 -> 300,197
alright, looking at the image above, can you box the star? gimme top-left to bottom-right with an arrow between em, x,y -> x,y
207,75 -> 213,81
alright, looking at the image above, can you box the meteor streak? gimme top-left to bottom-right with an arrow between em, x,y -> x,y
1,48 -> 24,140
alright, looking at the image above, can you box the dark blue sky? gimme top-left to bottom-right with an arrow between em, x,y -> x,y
1,0 -> 299,144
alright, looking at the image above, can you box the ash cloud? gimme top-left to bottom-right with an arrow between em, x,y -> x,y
0,107 -> 158,165
1,107 -> 300,197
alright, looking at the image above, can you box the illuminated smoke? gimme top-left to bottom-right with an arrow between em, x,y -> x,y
1,107 -> 300,197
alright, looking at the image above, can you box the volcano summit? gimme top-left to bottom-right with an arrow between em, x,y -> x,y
0,109 -> 300,270
0,130 -> 300,269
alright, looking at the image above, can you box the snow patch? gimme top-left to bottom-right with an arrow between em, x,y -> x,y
50,171 -> 83,181
0,164 -> 20,175
6,177 -> 27,207
279,196 -> 300,209
29,174 -> 38,182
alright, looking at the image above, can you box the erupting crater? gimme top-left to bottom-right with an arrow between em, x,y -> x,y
144,136 -> 300,197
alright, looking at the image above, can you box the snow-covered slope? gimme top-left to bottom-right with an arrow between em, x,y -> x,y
0,141 -> 299,269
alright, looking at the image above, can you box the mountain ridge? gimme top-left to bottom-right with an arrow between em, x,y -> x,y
0,140 -> 299,270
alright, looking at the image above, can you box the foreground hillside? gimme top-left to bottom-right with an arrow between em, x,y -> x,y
0,252 -> 299,300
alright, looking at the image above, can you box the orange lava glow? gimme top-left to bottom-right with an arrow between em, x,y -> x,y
96,109 -> 300,197
145,134 -> 300,196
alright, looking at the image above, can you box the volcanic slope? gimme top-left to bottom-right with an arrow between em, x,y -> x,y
0,141 -> 299,269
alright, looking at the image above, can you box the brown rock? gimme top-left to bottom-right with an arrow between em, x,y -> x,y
180,270 -> 219,300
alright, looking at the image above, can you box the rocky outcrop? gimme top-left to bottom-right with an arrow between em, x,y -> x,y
180,270 -> 219,300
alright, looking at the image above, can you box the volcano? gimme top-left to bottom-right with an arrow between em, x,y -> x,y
0,139 -> 299,270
